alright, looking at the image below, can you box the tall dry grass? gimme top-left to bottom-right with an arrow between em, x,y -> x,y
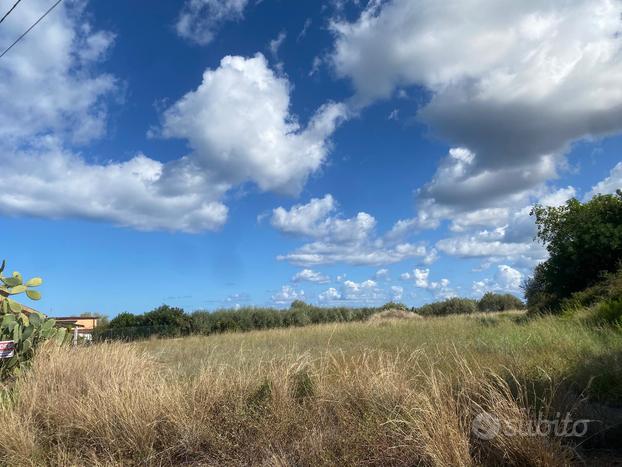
0,341 -> 575,466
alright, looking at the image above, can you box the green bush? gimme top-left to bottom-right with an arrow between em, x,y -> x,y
559,269 -> 622,312
477,293 -> 525,312
522,264 -> 558,313
141,305 -> 191,334
108,312 -> 140,328
416,297 -> 478,317
379,301 -> 409,311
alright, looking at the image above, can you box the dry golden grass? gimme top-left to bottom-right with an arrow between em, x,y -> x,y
0,312 -> 619,465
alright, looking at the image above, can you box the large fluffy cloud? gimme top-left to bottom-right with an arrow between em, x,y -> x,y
1,1 -> 344,235
0,1 -> 217,231
473,265 -> 523,295
159,54 -> 348,195
271,195 -> 436,266
0,0 -> 116,145
331,0 -> 622,211
418,148 -> 557,212
176,0 -> 249,45
0,141 -> 228,232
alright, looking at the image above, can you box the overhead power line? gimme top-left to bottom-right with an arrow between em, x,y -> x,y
0,0 -> 24,25
0,0 -> 63,59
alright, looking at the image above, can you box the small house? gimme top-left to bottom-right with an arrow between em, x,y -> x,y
53,316 -> 99,340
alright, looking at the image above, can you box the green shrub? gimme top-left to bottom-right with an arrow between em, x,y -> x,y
290,300 -> 310,309
107,312 -> 140,328
416,297 -> 478,316
141,305 -> 191,335
477,292 -> 525,312
559,269 -> 622,311
379,301 -> 409,311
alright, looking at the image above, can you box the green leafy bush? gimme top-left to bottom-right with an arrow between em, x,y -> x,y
528,190 -> 622,313
477,292 -> 525,312
108,312 -> 140,328
416,297 -> 478,316
379,301 -> 409,311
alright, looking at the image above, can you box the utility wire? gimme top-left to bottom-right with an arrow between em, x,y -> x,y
0,0 -> 24,25
0,0 -> 63,59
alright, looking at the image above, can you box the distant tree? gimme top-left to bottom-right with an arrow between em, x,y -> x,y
416,297 -> 478,316
477,293 -> 525,312
379,302 -> 409,311
527,190 -> 622,312
108,312 -> 139,328
141,305 -> 190,332
290,300 -> 310,309
97,304 -> 378,342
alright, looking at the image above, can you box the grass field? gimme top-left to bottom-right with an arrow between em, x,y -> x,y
0,311 -> 621,465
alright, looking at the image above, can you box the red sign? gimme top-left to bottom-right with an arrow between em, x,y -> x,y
0,341 -> 15,359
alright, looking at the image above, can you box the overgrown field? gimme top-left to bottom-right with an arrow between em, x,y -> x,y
0,311 -> 621,466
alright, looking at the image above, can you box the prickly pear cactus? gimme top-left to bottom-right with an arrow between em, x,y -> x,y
0,260 -> 70,378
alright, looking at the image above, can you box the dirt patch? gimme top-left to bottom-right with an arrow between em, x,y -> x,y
369,309 -> 423,322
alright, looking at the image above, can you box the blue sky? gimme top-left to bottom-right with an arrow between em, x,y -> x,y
1,0 -> 621,317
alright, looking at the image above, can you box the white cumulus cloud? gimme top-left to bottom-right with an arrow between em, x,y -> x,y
1,21 -> 344,234
586,162 -> 622,199
272,285 -> 305,305
473,265 -> 524,295
318,287 -> 342,302
158,54 -> 348,196
176,0 -> 250,45
271,195 -> 435,266
390,285 -> 403,301
292,269 -> 330,284
331,0 -> 622,231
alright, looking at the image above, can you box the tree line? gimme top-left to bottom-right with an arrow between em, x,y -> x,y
93,293 -> 525,341
94,301 -> 379,341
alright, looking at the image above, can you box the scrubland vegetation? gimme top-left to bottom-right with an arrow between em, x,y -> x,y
0,311 -> 620,465
0,191 -> 620,465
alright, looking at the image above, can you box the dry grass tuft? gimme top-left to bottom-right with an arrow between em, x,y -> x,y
0,339 -> 576,466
